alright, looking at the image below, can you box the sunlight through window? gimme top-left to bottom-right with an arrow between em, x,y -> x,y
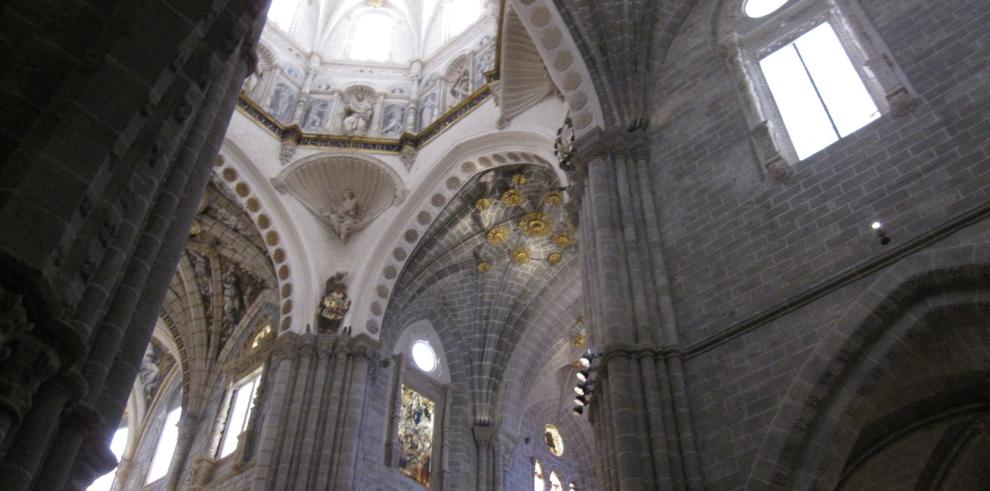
349,13 -> 395,62
760,22 -> 879,159
443,0 -> 484,40
218,372 -> 262,458
86,426 -> 129,491
743,0 -> 789,18
411,340 -> 438,373
267,0 -> 301,31
146,407 -> 182,484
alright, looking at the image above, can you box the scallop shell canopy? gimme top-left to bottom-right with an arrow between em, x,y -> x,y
274,154 -> 406,240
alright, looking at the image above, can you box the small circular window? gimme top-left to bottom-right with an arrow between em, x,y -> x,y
544,424 -> 564,456
411,340 -> 438,373
743,0 -> 789,18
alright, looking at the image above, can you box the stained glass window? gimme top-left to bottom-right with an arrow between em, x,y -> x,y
533,459 -> 546,491
549,471 -> 564,491
399,385 -> 435,487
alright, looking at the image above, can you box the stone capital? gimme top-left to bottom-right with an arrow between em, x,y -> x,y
472,423 -> 498,447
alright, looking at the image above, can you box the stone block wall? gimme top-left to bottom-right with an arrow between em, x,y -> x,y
638,0 -> 990,487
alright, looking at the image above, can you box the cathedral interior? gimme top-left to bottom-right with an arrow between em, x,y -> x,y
1,0 -> 988,489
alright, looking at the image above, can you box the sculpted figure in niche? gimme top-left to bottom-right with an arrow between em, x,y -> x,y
322,188 -> 363,241
138,345 -> 160,404
303,100 -> 331,131
418,92 -> 438,131
268,83 -> 296,122
342,88 -> 375,136
381,104 -> 405,136
449,66 -> 472,106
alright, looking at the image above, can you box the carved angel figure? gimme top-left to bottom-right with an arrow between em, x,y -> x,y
322,188 -> 363,241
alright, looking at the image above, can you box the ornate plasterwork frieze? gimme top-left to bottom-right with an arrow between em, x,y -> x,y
236,83 -> 495,157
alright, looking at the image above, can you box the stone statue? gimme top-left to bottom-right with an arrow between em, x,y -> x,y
139,345 -> 161,404
449,66 -> 472,105
322,188 -> 363,241
318,272 -> 351,332
342,89 -> 374,136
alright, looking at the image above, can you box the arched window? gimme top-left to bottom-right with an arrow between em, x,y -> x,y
349,12 -> 395,62
533,459 -> 546,491
549,470 -> 564,491
719,0 -> 914,176
146,405 -> 182,483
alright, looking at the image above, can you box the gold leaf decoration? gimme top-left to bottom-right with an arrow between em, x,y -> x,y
554,232 -> 576,248
547,252 -> 562,266
475,198 -> 491,211
545,191 -> 563,206
511,247 -> 530,264
486,226 -> 510,245
501,188 -> 524,207
512,173 -> 528,186
477,261 -> 491,273
518,211 -> 552,237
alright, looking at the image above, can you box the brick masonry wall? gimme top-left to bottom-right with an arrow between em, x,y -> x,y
639,0 -> 990,487
651,0 -> 990,345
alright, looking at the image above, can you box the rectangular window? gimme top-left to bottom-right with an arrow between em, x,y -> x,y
146,407 -> 182,483
398,385 -> 435,487
217,371 -> 261,459
760,22 -> 880,159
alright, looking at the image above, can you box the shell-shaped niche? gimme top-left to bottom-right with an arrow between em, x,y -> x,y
499,7 -> 557,123
274,153 -> 406,242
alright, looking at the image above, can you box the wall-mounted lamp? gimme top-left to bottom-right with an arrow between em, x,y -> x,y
872,221 -> 891,245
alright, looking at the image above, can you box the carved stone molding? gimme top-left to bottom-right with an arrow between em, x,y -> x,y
273,153 -> 406,242
0,285 -> 32,361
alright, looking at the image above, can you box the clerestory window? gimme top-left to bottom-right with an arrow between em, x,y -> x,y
719,0 -> 914,177
349,12 -> 395,62
216,369 -> 262,459
146,405 -> 182,483
759,22 -> 880,160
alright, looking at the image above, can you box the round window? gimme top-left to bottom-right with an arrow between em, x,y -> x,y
544,424 -> 564,456
743,0 -> 789,18
411,340 -> 438,373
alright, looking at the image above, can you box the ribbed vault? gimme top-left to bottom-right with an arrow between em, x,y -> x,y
381,163 -> 584,428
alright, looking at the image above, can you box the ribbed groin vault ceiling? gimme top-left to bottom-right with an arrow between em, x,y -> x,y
550,0 -> 699,126
381,164 -> 592,452
160,181 -> 278,410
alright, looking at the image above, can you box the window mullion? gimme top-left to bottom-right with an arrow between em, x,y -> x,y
793,42 -> 841,140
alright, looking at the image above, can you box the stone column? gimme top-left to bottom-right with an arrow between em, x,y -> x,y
0,0 -> 268,489
248,331 -> 379,491
574,129 -> 703,490
473,423 -> 498,491
405,60 -> 424,133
